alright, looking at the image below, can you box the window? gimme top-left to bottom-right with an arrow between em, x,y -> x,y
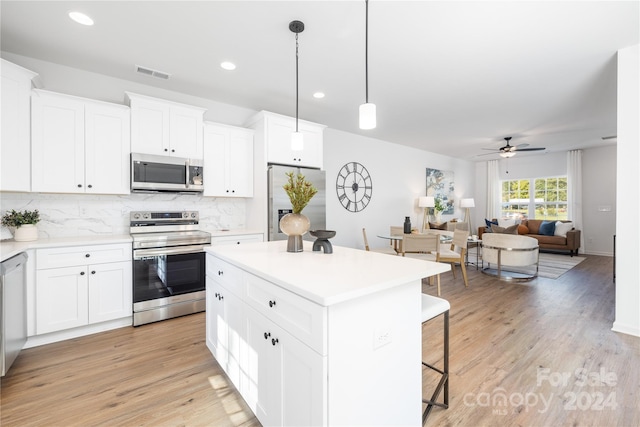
501,176 -> 568,220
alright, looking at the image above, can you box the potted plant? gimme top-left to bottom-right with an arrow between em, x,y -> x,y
280,172 -> 318,252
1,209 -> 41,241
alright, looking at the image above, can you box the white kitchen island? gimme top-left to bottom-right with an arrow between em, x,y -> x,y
205,240 -> 449,427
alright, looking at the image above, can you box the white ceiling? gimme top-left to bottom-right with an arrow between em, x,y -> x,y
1,1 -> 638,160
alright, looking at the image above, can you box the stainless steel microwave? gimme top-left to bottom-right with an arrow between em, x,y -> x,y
131,153 -> 204,193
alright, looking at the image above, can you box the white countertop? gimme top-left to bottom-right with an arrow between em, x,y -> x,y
206,240 -> 450,306
0,234 -> 133,262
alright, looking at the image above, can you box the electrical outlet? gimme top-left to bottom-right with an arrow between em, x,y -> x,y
373,327 -> 392,350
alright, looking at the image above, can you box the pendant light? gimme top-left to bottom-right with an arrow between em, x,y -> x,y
290,20 -> 304,151
359,0 -> 376,130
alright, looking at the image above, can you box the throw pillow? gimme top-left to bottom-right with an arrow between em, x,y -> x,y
491,224 -> 519,234
517,224 -> 529,235
498,218 -> 519,227
554,221 -> 574,237
539,221 -> 556,236
429,222 -> 448,230
485,219 -> 498,232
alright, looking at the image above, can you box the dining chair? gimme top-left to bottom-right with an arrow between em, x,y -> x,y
390,226 -> 404,253
362,228 -> 397,255
401,233 -> 443,295
431,228 -> 469,290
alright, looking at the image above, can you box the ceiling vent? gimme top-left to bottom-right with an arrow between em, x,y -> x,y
135,65 -> 171,80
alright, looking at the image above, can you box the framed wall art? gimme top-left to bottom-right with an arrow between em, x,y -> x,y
426,168 -> 455,215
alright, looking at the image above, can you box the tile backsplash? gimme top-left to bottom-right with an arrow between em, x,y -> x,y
0,192 -> 246,238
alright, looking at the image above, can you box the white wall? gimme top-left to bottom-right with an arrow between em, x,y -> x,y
613,44 -> 640,337
324,129 -> 475,249
474,148 -> 617,255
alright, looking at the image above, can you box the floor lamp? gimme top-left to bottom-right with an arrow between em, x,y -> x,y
419,196 -> 435,232
461,198 -> 475,232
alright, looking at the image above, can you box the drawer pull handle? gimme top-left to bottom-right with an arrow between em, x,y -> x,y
80,271 -> 85,276
269,300 -> 276,308
91,271 -> 96,275
271,338 -> 279,346
218,270 -> 223,276
85,254 -> 91,258
214,292 -> 219,298
218,294 -> 224,301
264,332 -> 270,339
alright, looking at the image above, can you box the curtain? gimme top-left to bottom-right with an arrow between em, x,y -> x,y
567,150 -> 584,250
486,160 -> 500,219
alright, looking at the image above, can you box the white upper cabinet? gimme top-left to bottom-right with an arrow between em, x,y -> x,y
203,122 -> 254,198
1,59 -> 38,192
126,92 -> 206,159
248,111 -> 325,169
31,89 -> 130,194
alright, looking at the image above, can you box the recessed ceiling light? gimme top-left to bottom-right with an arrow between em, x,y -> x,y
313,92 -> 325,99
68,11 -> 94,26
220,62 -> 236,71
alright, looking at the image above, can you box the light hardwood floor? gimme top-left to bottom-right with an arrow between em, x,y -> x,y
1,255 -> 638,426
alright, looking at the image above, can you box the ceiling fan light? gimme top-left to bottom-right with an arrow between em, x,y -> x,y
359,102 -> 376,129
500,151 -> 515,158
291,131 -> 304,151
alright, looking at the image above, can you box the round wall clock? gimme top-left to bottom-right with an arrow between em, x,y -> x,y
336,162 -> 372,212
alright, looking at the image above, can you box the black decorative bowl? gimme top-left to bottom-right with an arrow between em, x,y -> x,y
309,230 -> 336,239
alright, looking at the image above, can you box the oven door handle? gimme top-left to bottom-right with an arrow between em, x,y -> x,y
133,245 -> 207,259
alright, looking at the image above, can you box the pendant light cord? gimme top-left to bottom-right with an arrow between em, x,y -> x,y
295,32 -> 299,133
365,0 -> 369,104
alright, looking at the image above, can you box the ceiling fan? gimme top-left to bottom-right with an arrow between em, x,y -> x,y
480,137 -> 546,158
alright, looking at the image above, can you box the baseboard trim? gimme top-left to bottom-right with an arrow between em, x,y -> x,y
25,317 -> 132,349
611,322 -> 640,337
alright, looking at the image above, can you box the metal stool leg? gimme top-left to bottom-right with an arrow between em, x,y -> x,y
422,309 -> 449,425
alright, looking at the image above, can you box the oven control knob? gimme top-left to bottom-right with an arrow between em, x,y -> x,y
143,213 -> 150,219
133,213 -> 141,220
182,212 -> 188,218
191,212 -> 196,218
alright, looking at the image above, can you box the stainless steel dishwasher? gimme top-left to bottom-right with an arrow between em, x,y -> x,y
1,252 -> 28,376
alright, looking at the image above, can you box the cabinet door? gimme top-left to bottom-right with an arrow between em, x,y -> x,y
130,97 -> 170,156
298,121 -> 323,169
265,114 -> 323,168
36,266 -> 89,334
202,124 -> 228,197
245,306 -> 282,427
1,60 -> 36,192
85,103 -> 131,194
31,90 -> 85,193
245,306 -> 325,427
227,128 -> 254,197
204,124 -> 253,197
206,279 -> 229,370
88,261 -> 132,323
169,106 -> 203,159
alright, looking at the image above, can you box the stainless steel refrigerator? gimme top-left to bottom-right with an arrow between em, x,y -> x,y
268,164 -> 326,242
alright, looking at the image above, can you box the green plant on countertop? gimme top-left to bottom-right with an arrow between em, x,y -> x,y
1,209 -> 40,228
434,198 -> 446,213
283,172 -> 317,214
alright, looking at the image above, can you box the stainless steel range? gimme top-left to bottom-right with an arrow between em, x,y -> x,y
130,211 -> 211,326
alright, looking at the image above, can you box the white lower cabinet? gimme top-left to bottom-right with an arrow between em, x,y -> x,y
35,244 -> 132,335
245,304 -> 324,427
206,253 -> 326,427
206,279 -> 246,391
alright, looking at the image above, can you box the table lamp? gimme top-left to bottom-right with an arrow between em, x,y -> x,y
460,198 -> 475,231
419,196 -> 435,232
